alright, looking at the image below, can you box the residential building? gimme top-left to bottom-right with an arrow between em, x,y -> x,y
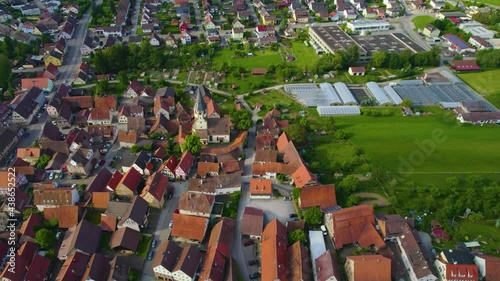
170,213 -> 209,242
443,34 -> 476,54
113,167 -> 142,197
188,174 -> 242,195
117,196 -> 149,231
175,150 -> 194,180
261,219 -> 288,281
16,147 -> 40,165
293,9 -> 309,23
288,241 -> 312,281
396,223 -> 437,281
55,252 -> 91,280
160,155 -> 179,180
122,151 -> 151,175
197,161 -> 219,178
154,96 -> 175,119
315,250 -> 342,281
0,127 -> 19,163
141,172 -> 169,208
43,205 -> 79,228
377,214 -> 414,241
241,207 -> 264,239
110,227 -> 141,252
468,36 -> 492,50
58,219 -> 101,260
153,241 -> 202,281
249,178 -> 273,199
199,218 -> 236,281
298,184 -> 337,209
33,188 -> 79,211
345,255 -> 391,281
87,108 -> 112,125
117,130 -> 138,148
348,66 -> 366,76
66,147 -> 98,176
324,205 -> 385,249
21,77 -> 54,92
347,20 -> 390,32
12,88 -> 43,124
19,213 -> 44,244
434,249 -> 478,281
178,192 -> 215,218
474,254 -> 500,281
423,24 -> 440,38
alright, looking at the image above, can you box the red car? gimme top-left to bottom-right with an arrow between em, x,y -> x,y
99,159 -> 105,166
243,240 -> 254,247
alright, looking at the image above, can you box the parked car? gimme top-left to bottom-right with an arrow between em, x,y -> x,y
59,173 -> 64,179
249,272 -> 261,279
49,173 -> 55,180
289,214 -> 298,218
283,196 -> 291,201
151,239 -> 158,248
243,240 -> 254,247
290,218 -> 299,222
56,232 -> 63,239
147,250 -> 154,260
174,209 -> 179,214
23,132 -> 29,138
71,184 -> 77,188
248,260 -> 259,266
99,159 -> 105,166
70,175 -> 79,180
168,220 -> 173,229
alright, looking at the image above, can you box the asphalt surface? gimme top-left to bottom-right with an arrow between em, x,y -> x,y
130,0 -> 142,36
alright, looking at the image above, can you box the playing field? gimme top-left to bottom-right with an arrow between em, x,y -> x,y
313,108 -> 500,185
458,69 -> 500,108
411,15 -> 436,30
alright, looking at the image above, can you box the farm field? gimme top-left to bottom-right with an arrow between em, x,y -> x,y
310,108 -> 500,185
412,15 -> 436,29
458,69 -> 500,107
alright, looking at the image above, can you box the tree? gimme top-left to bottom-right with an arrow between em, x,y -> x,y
346,45 -> 360,64
288,229 -> 307,245
446,176 -> 460,188
230,110 -> 252,130
0,54 -> 12,90
468,212 -> 484,223
94,79 -> 110,96
35,228 -> 55,250
292,188 -> 301,200
181,134 -> 203,155
339,175 -> 360,193
303,207 -> 322,225
130,145 -> 143,153
285,123 -> 307,144
401,98 -> 413,108
35,154 -> 51,169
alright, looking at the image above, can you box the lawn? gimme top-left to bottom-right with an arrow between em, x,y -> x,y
221,74 -> 275,95
244,90 -> 305,114
475,0 -> 500,5
136,235 -> 152,258
287,42 -> 320,69
212,48 -> 284,70
312,108 -> 500,186
456,219 -> 500,256
458,70 -> 500,108
412,15 -> 436,30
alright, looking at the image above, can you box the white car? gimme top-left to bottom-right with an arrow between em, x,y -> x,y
49,173 -> 55,180
71,184 -> 77,188
168,220 -> 173,229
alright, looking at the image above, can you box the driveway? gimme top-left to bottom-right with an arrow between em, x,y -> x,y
248,198 -> 295,225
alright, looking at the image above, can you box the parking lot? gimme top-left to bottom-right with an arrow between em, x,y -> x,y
248,198 -> 296,225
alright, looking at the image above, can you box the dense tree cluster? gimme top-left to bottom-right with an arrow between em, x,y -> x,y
370,47 -> 441,69
230,110 -> 253,130
476,49 -> 500,68
432,19 -> 472,42
312,45 -> 360,74
471,9 -> 500,27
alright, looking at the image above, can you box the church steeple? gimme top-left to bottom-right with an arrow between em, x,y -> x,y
194,87 -> 207,114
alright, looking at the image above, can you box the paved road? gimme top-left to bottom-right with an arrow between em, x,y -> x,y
12,67 -> 44,73
56,7 -> 93,86
189,0 -> 202,27
130,0 -> 142,36
244,0 -> 260,26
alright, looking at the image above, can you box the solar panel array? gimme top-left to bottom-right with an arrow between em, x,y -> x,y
391,83 -> 487,107
317,106 -> 361,116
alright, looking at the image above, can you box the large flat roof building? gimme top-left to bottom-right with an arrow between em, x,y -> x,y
347,20 -> 390,32
309,26 -> 425,62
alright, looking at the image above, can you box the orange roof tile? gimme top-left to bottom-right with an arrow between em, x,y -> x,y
249,178 -> 272,195
291,165 -> 317,188
21,78 -> 50,89
43,206 -> 79,228
170,213 -> 208,242
94,96 -> 117,110
117,130 -> 138,144
299,184 -> 337,209
92,192 -> 109,209
252,162 -> 295,176
197,162 -> 219,178
89,107 -> 110,120
100,215 -> 116,232
346,255 -> 391,281
288,241 -> 312,281
178,192 -> 215,214
16,147 -> 41,158
261,219 -> 288,281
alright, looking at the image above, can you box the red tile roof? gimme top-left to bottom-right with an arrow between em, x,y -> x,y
315,250 -> 342,281
141,172 -> 168,202
118,167 -> 142,192
346,255 -> 391,281
92,192 -> 110,209
327,205 -> 384,249
21,78 -> 51,89
107,170 -> 123,191
241,207 -> 263,237
197,162 -> 220,177
474,254 -> 500,281
100,215 -> 117,232
256,134 -> 276,150
276,132 -> 290,152
292,165 -> 318,188
451,60 -> 481,71
299,184 -> 337,209
221,160 -> 241,173
288,241 -> 312,281
163,155 -> 179,173
43,206 -> 79,228
170,213 -> 208,242
20,213 -> 43,238
445,263 -> 478,281
261,219 -> 288,281
249,178 -> 272,195
178,192 -> 215,214
25,254 -> 51,281
176,150 -> 194,174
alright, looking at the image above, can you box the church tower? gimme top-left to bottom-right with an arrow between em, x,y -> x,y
193,87 -> 207,131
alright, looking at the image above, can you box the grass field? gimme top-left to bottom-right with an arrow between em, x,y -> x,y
244,90 -> 305,114
474,0 -> 500,5
456,219 -> 500,255
412,15 -> 436,30
311,108 -> 500,185
212,48 -> 284,69
287,42 -> 320,69
458,69 -> 500,108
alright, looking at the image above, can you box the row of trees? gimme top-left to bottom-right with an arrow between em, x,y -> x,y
476,49 -> 500,68
471,9 -> 500,29
370,47 -> 441,69
311,45 -> 360,74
